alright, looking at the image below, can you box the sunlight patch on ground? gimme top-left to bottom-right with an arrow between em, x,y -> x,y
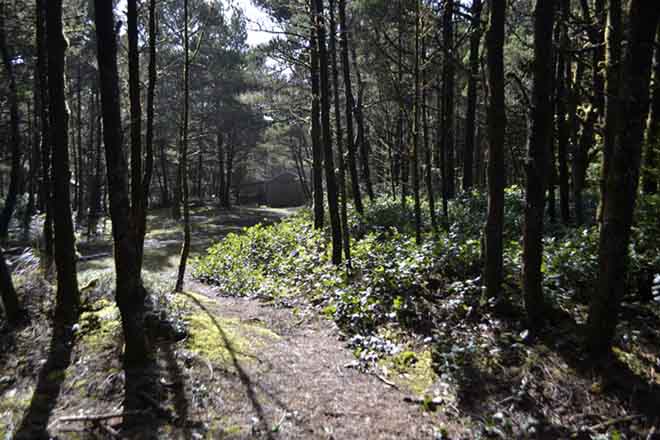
179,292 -> 280,368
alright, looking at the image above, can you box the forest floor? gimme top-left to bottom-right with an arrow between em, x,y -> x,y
1,205 -> 437,439
2,205 -> 660,439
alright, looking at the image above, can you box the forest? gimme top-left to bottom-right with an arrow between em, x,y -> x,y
1,0 -> 659,438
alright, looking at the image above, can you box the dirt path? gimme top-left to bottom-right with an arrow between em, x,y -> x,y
77,205 -> 438,438
181,280 -> 436,439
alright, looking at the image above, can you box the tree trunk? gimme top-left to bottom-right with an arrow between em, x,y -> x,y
88,91 -> 102,237
141,0 -> 156,244
175,0 -> 191,293
0,248 -> 20,324
437,82 -> 449,228
587,0 -> 659,356
412,0 -> 422,244
0,2 -> 23,241
314,0 -> 343,265
159,139 -> 170,206
128,0 -> 146,272
338,0 -> 363,214
441,0 -> 455,199
25,83 -> 40,231
310,13 -> 324,229
224,142 -> 234,209
36,0 -> 53,262
422,32 -> 437,232
463,0 -> 482,192
329,0 -> 351,267
556,0 -> 571,224
523,0 -> 555,328
172,133 -> 182,219
398,4 -> 407,211
350,42 -> 374,201
642,27 -> 660,194
484,0 -> 506,299
85,88 -> 95,236
94,0 -> 150,374
217,131 -> 226,204
47,0 -> 80,326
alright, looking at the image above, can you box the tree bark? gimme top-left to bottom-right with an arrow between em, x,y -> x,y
88,91 -> 102,237
350,42 -> 374,201
310,13 -> 324,229
0,248 -> 20,324
94,0 -> 150,371
314,0 -> 343,265
224,142 -> 234,208
463,0 -> 482,192
141,0 -> 156,232
337,0 -> 363,214
176,0 -> 192,292
484,0 -> 506,299
36,0 -> 53,262
217,131 -> 226,204
523,0 -> 555,328
556,0 -> 571,224
422,31 -> 437,232
412,0 -> 422,244
441,0 -> 455,199
47,0 -> 80,326
0,1 -> 23,241
642,27 -> 660,194
159,139 -> 170,206
587,0 -> 659,356
329,0 -> 351,267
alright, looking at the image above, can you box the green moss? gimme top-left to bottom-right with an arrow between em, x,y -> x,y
182,295 -> 279,367
612,347 -> 656,383
381,349 -> 437,395
79,299 -> 122,352
0,391 -> 32,413
208,418 -> 244,438
393,351 -> 418,369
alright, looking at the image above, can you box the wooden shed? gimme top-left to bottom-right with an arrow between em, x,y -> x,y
239,171 -> 306,208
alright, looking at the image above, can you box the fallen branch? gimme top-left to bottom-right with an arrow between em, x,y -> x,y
403,396 -> 444,407
78,253 -> 111,262
58,411 -> 145,423
585,414 -> 643,432
373,372 -> 399,389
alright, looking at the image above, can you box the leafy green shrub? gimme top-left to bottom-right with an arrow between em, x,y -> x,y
194,190 -> 660,351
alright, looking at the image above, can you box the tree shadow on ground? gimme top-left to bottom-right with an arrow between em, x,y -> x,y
448,329 -> 573,438
13,323 -> 77,440
183,292 -> 295,439
540,306 -> 660,424
0,322 -> 17,376
444,299 -> 660,438
160,339 -> 191,435
121,338 -> 196,438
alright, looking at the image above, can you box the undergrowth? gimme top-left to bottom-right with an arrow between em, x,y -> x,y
191,190 -> 660,438
193,190 -> 660,362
